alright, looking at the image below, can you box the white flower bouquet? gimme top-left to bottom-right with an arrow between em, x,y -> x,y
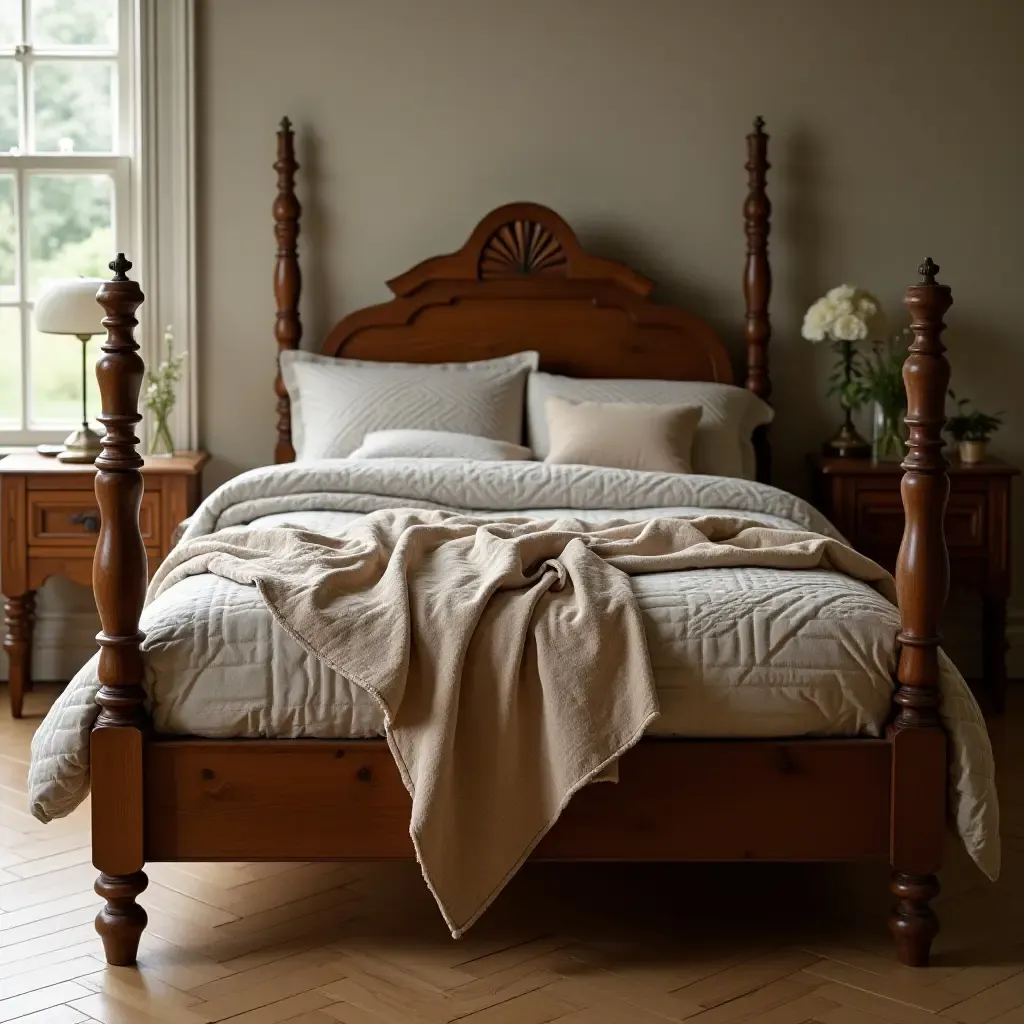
802,284 -> 882,345
803,285 -> 884,456
144,325 -> 187,456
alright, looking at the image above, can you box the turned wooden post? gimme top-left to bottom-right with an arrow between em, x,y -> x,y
273,116 -> 302,464
743,116 -> 772,482
91,254 -> 149,966
889,257 -> 952,967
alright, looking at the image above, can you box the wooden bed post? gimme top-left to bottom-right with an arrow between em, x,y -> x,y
743,116 -> 772,482
91,254 -> 149,966
274,116 -> 302,464
889,257 -> 952,967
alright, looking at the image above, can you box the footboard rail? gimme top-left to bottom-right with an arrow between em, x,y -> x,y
889,259 -> 953,965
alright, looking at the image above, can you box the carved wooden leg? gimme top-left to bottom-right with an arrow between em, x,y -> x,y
3,591 -> 35,718
889,871 -> 940,967
95,870 -> 148,966
982,594 -> 1008,715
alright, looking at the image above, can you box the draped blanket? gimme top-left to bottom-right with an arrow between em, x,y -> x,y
144,508 -> 896,936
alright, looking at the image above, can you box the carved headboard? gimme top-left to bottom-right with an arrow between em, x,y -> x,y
271,118 -> 773,477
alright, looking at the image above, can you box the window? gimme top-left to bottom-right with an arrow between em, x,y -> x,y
0,0 -> 133,444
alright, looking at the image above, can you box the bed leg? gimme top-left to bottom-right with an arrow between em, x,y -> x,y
96,870 -> 149,966
889,871 -> 940,967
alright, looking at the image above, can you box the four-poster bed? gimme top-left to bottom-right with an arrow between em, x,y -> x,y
86,118 -> 954,968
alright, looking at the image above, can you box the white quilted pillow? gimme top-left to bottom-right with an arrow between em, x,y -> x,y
527,373 -> 773,479
351,429 -> 532,461
281,350 -> 538,460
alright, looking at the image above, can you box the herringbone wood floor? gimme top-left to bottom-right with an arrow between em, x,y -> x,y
1,683 -> 1021,1024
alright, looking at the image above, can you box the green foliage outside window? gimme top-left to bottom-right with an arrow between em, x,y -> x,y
0,0 -> 119,429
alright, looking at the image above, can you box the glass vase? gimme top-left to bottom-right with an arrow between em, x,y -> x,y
149,410 -> 175,457
872,401 -> 905,462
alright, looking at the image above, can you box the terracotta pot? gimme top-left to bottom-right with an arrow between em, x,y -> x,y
958,440 -> 988,464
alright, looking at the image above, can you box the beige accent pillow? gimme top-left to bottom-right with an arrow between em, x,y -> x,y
544,396 -> 703,474
526,372 -> 773,479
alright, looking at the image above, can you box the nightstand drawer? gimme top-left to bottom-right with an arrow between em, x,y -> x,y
28,491 -> 161,547
855,488 -> 986,550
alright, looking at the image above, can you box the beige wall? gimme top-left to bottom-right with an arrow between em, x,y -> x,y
196,0 -> 1024,658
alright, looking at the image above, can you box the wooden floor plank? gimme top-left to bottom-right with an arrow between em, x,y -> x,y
0,1005 -> 90,1023
0,981 -> 94,1024
191,961 -> 350,1022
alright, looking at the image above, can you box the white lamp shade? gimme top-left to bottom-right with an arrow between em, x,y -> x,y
34,278 -> 107,336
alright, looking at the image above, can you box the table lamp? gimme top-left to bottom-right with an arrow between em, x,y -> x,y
34,278 -> 106,464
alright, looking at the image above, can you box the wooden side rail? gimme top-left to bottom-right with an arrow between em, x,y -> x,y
889,258 -> 953,966
91,255 -> 150,966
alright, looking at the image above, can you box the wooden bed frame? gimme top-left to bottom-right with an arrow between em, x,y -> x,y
89,118 -> 953,969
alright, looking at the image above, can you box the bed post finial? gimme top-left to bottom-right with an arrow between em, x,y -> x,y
888,259 -> 952,968
743,117 -> 772,481
109,252 -> 131,281
92,257 -> 149,966
917,256 -> 939,284
274,116 -> 302,463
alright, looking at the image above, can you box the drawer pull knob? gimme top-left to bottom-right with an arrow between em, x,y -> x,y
69,511 -> 100,533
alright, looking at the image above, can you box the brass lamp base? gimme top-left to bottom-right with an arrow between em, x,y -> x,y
823,420 -> 871,459
58,425 -> 104,464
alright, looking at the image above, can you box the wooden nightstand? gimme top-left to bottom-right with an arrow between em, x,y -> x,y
1,450 -> 208,717
809,454 -> 1019,711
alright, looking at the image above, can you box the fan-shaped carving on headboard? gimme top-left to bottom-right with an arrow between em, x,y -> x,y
272,118 -> 773,474
478,219 -> 567,279
383,203 -> 654,297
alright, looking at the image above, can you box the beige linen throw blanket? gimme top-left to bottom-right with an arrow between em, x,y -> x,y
147,509 -> 896,937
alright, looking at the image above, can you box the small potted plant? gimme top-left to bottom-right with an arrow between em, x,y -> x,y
945,391 -> 1002,464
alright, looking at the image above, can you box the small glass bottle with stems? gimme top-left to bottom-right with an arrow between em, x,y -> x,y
144,325 -> 187,456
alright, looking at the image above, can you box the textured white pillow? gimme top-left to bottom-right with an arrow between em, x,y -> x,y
282,350 -> 538,460
527,372 -> 773,479
350,429 -> 532,461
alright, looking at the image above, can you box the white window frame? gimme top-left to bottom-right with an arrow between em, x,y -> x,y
134,0 -> 197,452
0,0 -> 197,450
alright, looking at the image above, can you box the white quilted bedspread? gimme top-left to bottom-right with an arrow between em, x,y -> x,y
28,459 -> 998,880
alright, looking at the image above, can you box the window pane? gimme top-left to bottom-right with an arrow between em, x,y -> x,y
31,0 -> 117,48
33,60 -> 114,153
29,320 -> 101,428
0,0 -> 19,47
0,174 -> 15,301
0,60 -> 17,153
28,173 -> 113,297
0,307 -> 21,427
